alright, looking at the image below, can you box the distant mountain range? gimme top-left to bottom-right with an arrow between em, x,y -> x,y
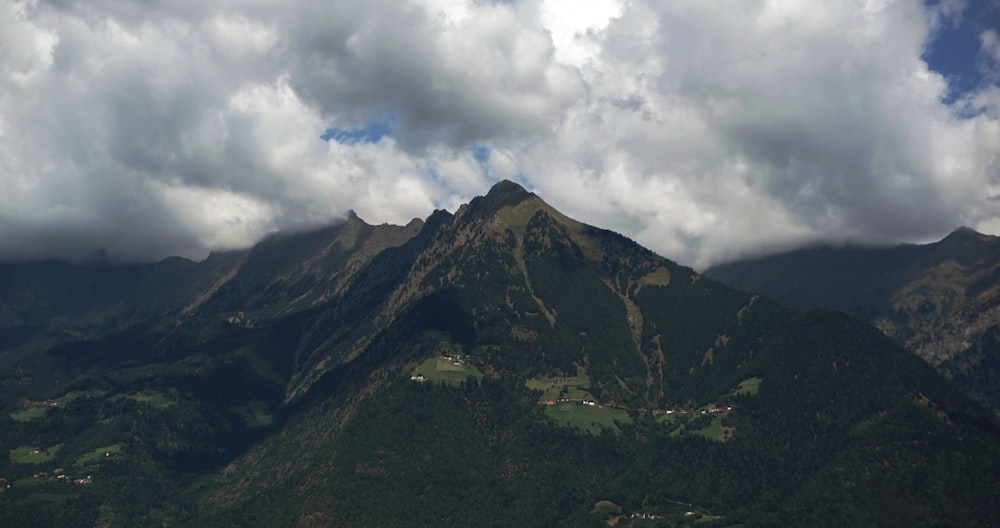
707,227 -> 1000,416
1,181 -> 999,527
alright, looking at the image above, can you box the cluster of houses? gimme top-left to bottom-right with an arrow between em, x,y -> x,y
32,469 -> 92,485
653,405 -> 732,416
541,398 -> 599,407
409,355 -> 466,382
441,353 -> 464,365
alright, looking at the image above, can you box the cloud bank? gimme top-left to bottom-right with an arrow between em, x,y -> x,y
1,0 -> 998,267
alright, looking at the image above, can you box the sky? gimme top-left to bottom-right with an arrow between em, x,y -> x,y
1,0 -> 999,268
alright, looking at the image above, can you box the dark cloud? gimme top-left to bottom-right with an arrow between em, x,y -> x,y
284,1 -> 583,150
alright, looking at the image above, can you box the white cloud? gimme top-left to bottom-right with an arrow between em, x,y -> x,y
527,0 -> 1000,265
157,182 -> 278,251
0,0 -> 998,267
925,0 -> 967,34
540,0 -> 623,67
980,30 -> 1000,83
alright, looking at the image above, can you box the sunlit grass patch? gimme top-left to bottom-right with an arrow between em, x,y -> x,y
128,390 -> 175,409
526,370 -> 594,402
655,411 -> 687,424
8,390 -> 98,422
9,407 -> 48,422
730,377 -> 763,396
8,477 -> 78,502
108,390 -> 175,409
544,403 -> 631,435
591,499 -> 623,515
75,444 -> 123,467
10,444 -> 61,464
412,357 -> 484,385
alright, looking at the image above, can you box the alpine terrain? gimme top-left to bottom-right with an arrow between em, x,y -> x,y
0,181 -> 998,527
707,227 -> 1000,417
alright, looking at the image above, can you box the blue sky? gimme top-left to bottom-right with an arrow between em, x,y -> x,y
923,0 -> 1000,102
321,116 -> 396,144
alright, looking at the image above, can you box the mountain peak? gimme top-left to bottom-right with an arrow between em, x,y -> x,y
483,179 -> 534,206
457,180 -> 537,222
940,225 -> 987,245
486,179 -> 530,197
345,209 -> 369,225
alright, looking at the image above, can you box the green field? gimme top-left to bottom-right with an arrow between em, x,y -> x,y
664,408 -> 734,442
729,377 -> 763,396
231,401 -> 275,427
690,414 -> 732,442
653,378 -> 757,440
75,444 -> 124,467
412,357 -> 484,385
10,444 -> 61,465
7,477 -> 78,502
127,391 -> 175,409
8,390 -> 98,422
9,406 -> 48,422
544,403 -> 631,434
107,390 -> 175,409
656,411 -> 687,424
591,500 -> 623,515
525,372 -> 595,402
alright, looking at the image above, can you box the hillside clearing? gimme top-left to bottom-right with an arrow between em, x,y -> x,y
544,403 -> 632,434
76,444 -> 124,467
412,357 -> 484,385
10,444 -> 61,464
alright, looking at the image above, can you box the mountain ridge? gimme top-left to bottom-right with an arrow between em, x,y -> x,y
0,180 -> 998,527
707,225 -> 1000,415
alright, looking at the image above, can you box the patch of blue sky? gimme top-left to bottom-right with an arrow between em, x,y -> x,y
321,116 -> 396,144
470,145 -> 491,168
469,144 -> 525,183
922,0 -> 1000,105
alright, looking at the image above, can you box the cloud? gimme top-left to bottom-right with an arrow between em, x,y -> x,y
0,0 -> 998,267
981,29 -> 1000,82
283,0 -> 585,150
521,0 -> 1000,264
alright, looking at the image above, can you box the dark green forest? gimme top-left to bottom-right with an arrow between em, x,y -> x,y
2,181 -> 999,527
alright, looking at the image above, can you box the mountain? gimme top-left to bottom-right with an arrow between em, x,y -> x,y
1,181 -> 999,527
0,212 -> 423,341
706,227 -> 1000,415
